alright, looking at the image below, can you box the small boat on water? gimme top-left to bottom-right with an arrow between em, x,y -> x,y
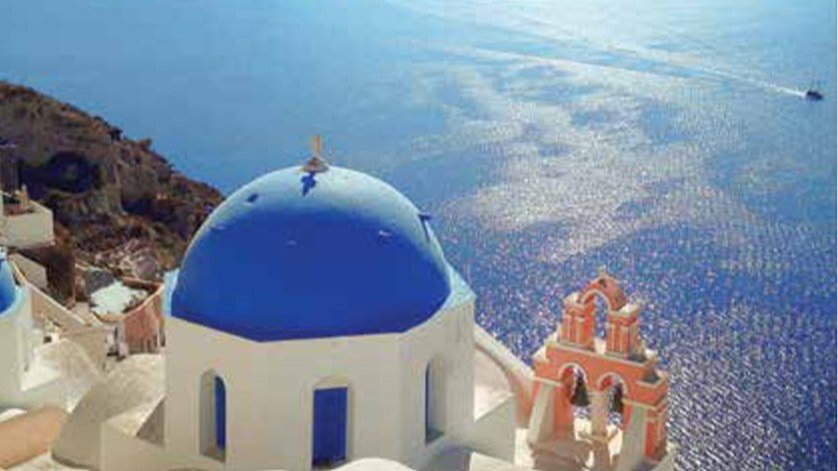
805,88 -> 824,101
805,75 -> 824,101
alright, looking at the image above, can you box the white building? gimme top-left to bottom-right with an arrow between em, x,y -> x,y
86,149 -> 518,471
0,248 -> 67,410
0,187 -> 55,250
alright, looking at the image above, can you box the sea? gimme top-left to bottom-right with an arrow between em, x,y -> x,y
1,1 -> 835,469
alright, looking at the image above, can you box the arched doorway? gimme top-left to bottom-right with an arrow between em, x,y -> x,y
425,357 -> 446,443
199,370 -> 226,461
312,379 -> 350,468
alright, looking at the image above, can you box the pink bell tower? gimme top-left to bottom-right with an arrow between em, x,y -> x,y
527,269 -> 673,470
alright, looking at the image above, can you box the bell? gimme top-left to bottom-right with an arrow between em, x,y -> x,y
610,386 -> 624,414
571,379 -> 590,407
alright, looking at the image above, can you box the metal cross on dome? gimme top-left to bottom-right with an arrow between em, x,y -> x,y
302,134 -> 329,174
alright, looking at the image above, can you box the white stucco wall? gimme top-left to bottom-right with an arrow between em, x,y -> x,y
165,318 -> 406,471
2,202 -> 54,249
398,288 -> 476,470
0,291 -> 26,402
0,287 -> 66,410
102,420 -> 167,471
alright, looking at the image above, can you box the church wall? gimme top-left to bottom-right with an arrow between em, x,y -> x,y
0,296 -> 24,399
267,330 -> 403,470
398,289 -> 476,469
15,288 -> 34,375
164,316 -> 258,471
160,267 -> 482,471
164,316 -> 404,471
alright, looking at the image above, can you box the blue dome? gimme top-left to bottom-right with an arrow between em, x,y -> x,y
0,250 -> 19,315
172,165 -> 452,341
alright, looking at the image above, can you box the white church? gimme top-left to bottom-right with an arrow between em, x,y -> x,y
58,140 -> 519,471
34,138 -> 674,471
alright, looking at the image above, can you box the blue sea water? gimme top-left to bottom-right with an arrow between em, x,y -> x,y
1,1 -> 835,469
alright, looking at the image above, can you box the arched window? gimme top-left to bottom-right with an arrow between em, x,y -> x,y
425,357 -> 445,443
200,370 -> 226,461
557,363 -> 590,417
598,373 -> 629,428
592,293 -> 609,341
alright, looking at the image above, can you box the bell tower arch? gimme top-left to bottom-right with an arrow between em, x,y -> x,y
528,269 -> 671,470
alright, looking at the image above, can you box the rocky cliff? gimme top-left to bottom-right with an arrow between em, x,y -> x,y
0,82 -> 222,293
